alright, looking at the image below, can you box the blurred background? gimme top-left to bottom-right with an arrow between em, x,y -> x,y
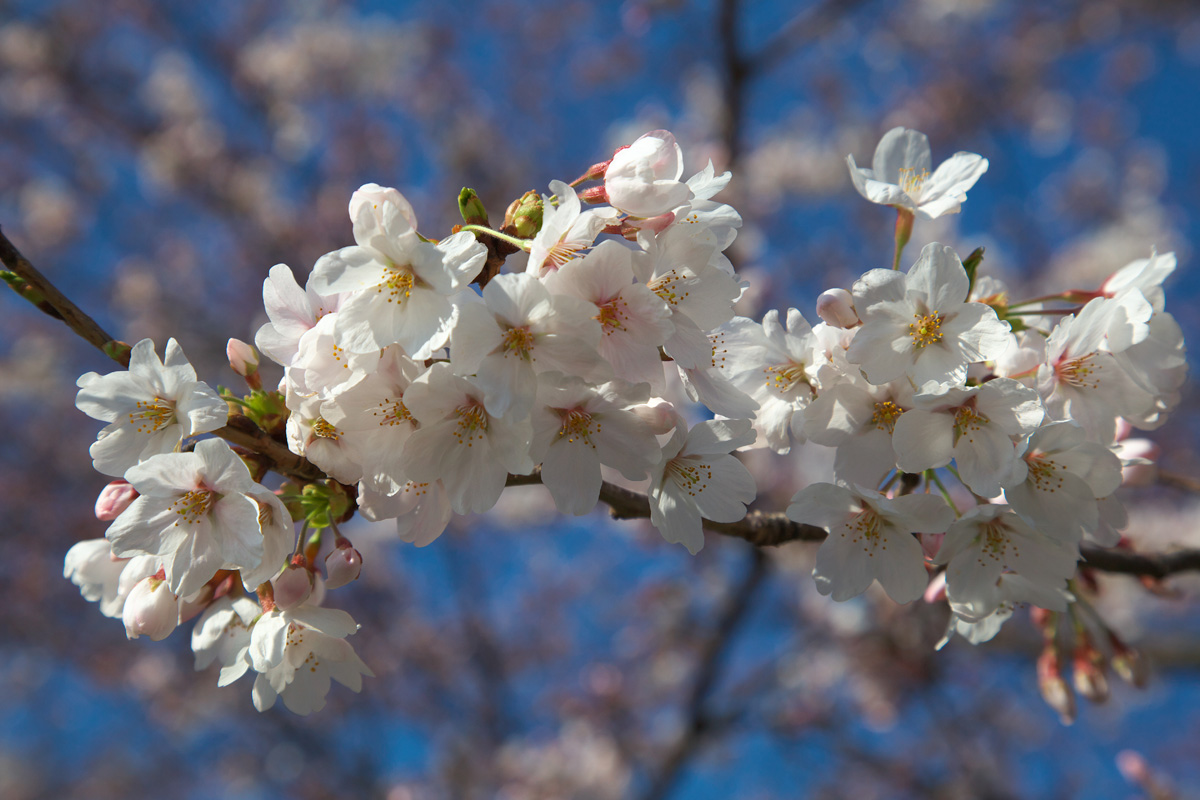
2,0 -> 1200,797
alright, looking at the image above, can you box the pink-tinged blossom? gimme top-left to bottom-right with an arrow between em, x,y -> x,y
254,263 -> 347,369
530,375 -> 662,516
846,127 -> 988,219
649,418 -> 757,555
358,480 -> 454,548
1037,294 -> 1157,442
789,483 -> 953,604
308,183 -> 487,359
934,504 -> 1078,623
1004,421 -> 1122,544
284,387 -> 364,486
604,130 -> 692,218
401,363 -> 534,515
527,180 -> 618,276
846,243 -> 1012,390
633,227 -> 742,370
543,240 -> 673,392
122,573 -> 179,641
241,604 -> 373,715
714,309 -> 819,453
803,373 -> 914,488
106,438 -> 292,598
450,273 -> 610,419
891,378 -> 1044,497
816,288 -> 860,328
321,346 -> 424,495
76,338 -> 228,477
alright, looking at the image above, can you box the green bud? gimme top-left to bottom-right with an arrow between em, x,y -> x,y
458,188 -> 490,226
504,190 -> 543,239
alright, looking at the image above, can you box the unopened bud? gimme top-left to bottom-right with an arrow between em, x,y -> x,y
458,187 -> 489,226
95,480 -> 138,520
1109,633 -> 1149,688
575,156 -> 616,185
630,398 -> 679,435
1037,645 -> 1076,724
122,574 -> 179,641
816,288 -> 860,328
1072,641 -> 1110,704
272,557 -> 315,610
578,185 -> 609,205
324,541 -> 363,590
227,338 -> 262,390
504,191 -> 543,239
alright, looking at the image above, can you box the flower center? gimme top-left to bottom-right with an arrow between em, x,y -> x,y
453,401 -> 489,446
899,166 -> 930,197
764,362 -> 811,397
595,297 -> 629,335
557,408 -> 599,447
871,400 -> 904,433
311,418 -> 340,440
129,396 -> 176,434
501,326 -> 535,360
665,457 -> 711,497
981,520 -> 1016,563
846,508 -> 883,552
170,488 -> 216,525
1056,354 -> 1100,390
649,268 -> 690,308
378,265 -> 416,303
545,239 -> 587,270
1025,454 -> 1065,493
372,399 -> 413,427
953,404 -> 989,445
908,312 -> 944,349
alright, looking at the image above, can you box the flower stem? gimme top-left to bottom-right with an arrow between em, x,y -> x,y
926,469 -> 960,516
459,224 -> 532,251
892,207 -> 915,270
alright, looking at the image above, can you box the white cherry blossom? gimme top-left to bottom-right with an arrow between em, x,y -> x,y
76,338 -> 228,477
401,363 -> 534,515
846,243 -> 1012,390
530,374 -> 661,515
649,418 -> 757,554
846,127 -> 988,219
790,483 -> 953,604
106,438 -> 292,597
309,183 -> 487,359
527,180 -> 618,276
450,272 -> 609,418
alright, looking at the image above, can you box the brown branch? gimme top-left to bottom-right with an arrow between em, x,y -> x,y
506,472 -> 1200,578
0,228 -> 325,484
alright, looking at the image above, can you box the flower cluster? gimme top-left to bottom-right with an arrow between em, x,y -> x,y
65,126 -> 1187,713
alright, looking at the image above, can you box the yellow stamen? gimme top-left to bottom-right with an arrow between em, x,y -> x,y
871,400 -> 904,433
908,312 -> 944,349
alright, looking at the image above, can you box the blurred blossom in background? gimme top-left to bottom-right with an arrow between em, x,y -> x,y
2,0 -> 1200,797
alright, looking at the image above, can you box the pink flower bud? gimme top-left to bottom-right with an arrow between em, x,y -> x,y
629,399 -> 678,435
923,571 -> 947,604
1037,645 -> 1076,724
816,288 -> 860,328
122,575 -> 179,641
226,338 -> 259,377
272,560 -> 315,610
95,480 -> 138,520
324,541 -> 362,590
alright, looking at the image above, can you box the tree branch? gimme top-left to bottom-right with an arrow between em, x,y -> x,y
0,228 -> 324,483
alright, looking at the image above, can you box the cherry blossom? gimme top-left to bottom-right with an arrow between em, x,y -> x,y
76,338 -> 228,477
846,126 -> 988,219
